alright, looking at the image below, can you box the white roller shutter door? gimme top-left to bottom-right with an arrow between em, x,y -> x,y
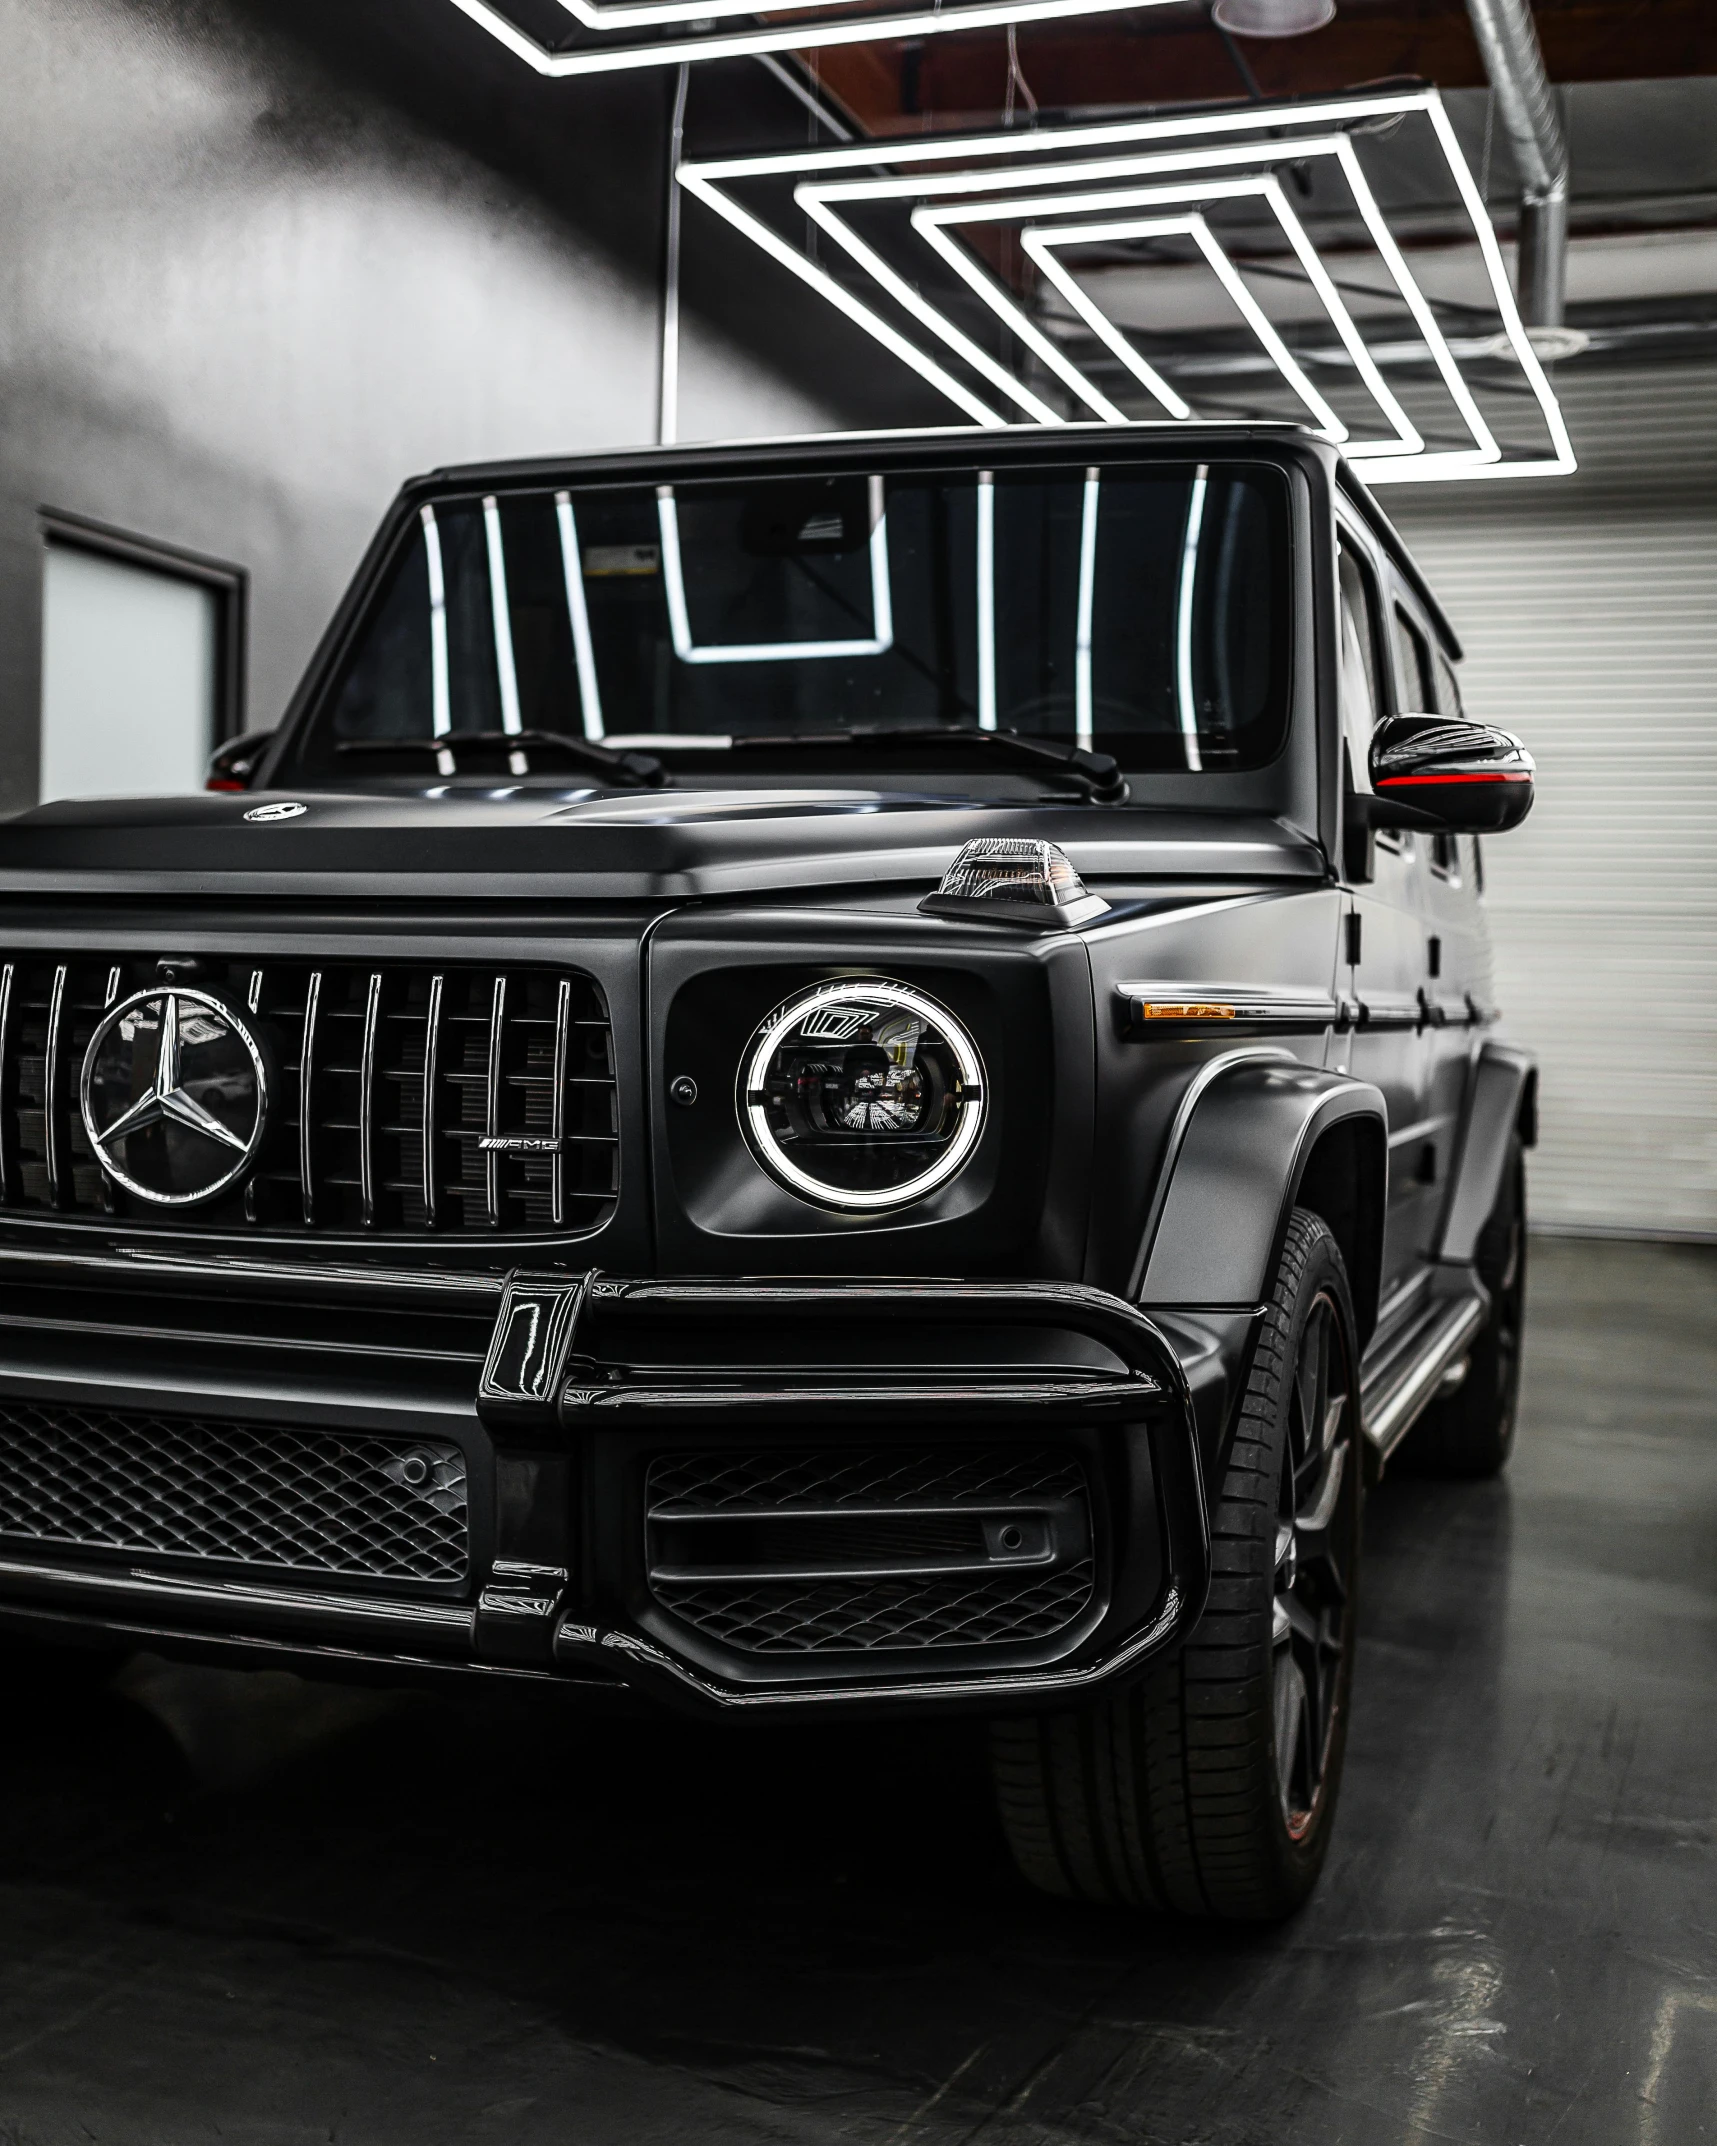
1384,361 -> 1717,1237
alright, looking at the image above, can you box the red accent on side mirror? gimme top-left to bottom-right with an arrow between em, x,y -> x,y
1368,716 -> 1534,833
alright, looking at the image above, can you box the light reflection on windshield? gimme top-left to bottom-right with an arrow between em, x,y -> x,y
309,461 -> 1290,778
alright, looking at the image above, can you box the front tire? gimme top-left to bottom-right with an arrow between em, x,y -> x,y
991,1210 -> 1363,1919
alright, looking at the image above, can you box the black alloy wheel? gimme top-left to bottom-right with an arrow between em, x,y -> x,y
1272,1282 -> 1357,1842
990,1209 -> 1364,1919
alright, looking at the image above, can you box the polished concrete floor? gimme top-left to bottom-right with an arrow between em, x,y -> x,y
0,1236 -> 1713,2144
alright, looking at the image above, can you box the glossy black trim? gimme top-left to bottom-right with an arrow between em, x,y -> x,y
0,1240 -> 504,1312
540,1274 -> 1209,1714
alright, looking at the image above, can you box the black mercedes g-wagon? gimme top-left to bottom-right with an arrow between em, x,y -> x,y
0,425 -> 1534,1920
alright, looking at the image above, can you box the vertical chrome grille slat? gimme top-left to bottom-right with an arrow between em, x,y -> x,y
242,966 -> 265,1222
299,969 -> 322,1227
0,962 -> 14,1205
550,975 -> 571,1231
43,964 -> 68,1208
358,970 -> 382,1229
0,954 -> 615,1237
485,975 -> 507,1227
422,972 -> 443,1230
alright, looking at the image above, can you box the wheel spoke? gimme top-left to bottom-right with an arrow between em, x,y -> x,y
1293,1448 -> 1349,1601
1273,1652 -> 1308,1823
1281,1590 -> 1323,1649
1270,1281 -> 1358,1834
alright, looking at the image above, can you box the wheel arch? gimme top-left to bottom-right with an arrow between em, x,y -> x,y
1136,1057 -> 1388,1351
1292,1113 -> 1386,1349
1438,1040 -> 1536,1267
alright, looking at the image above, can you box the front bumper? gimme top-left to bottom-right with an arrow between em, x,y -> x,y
0,1259 -> 1209,1717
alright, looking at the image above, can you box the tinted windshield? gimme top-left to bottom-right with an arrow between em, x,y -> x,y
301,460 -> 1291,777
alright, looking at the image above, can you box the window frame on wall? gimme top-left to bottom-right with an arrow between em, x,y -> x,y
38,508 -> 249,746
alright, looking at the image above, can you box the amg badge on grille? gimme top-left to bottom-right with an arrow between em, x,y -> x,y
80,987 -> 271,1206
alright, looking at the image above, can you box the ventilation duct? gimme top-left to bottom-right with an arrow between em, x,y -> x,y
1464,0 -> 1569,331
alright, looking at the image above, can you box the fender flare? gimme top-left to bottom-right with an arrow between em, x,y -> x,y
1133,1054 -> 1389,1346
1437,1039 -> 1536,1266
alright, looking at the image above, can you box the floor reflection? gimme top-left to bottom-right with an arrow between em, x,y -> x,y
0,1237 -> 1712,2145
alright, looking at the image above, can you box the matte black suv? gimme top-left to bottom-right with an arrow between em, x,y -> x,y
0,426 -> 1534,1919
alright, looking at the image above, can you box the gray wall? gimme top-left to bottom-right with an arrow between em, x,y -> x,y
1387,360 -> 1717,1238
0,0 -> 940,809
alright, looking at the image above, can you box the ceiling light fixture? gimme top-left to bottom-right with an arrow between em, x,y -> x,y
447,0 -> 1189,79
678,91 -> 1576,482
1211,0 -> 1336,37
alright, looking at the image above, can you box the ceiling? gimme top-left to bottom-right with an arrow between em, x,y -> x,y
787,1 -> 1717,366
805,1 -> 1716,133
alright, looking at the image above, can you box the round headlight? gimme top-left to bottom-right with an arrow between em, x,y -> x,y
739,978 -> 986,1212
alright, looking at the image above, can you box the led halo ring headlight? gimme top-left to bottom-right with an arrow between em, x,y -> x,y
739,978 -> 987,1213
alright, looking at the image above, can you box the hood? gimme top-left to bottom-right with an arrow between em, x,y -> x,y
0,788 -> 1327,903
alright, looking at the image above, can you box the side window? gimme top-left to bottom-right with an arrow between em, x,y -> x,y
1393,605 -> 1435,713
1339,538 -> 1410,853
1337,540 -> 1384,749
1433,649 -> 1464,716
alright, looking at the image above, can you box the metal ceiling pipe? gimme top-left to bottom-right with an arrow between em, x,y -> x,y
1465,0 -> 1568,326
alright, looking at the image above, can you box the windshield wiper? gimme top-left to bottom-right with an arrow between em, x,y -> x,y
334,731 -> 664,788
729,725 -> 1128,803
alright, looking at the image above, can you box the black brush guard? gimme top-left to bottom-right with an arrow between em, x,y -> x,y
477,1273 -> 1211,1717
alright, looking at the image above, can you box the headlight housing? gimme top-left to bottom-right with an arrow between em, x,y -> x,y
738,978 -> 986,1211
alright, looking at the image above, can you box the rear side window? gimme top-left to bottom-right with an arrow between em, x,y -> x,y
1393,606 -> 1435,712
1337,542 -> 1384,743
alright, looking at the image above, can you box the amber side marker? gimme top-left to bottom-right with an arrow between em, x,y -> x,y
1138,1002 -> 1238,1020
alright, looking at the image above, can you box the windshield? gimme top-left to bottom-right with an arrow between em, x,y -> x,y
300,459 -> 1291,780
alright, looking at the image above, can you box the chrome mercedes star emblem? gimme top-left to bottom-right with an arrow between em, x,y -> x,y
80,987 -> 270,1207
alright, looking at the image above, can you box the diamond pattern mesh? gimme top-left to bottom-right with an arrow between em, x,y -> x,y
0,1401 -> 468,1583
652,1560 -> 1095,1654
647,1446 -> 1086,1515
645,1445 -> 1093,1654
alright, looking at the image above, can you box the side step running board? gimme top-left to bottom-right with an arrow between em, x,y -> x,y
1361,1290 -> 1488,1463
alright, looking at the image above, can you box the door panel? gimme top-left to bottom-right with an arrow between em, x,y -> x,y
1336,533 -> 1437,1321
1344,866 -> 1437,1301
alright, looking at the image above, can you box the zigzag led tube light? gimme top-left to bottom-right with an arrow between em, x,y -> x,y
678,90 -> 1576,482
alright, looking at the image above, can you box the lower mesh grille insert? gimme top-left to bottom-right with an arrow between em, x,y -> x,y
0,1402 -> 469,1584
645,1445 -> 1094,1655
652,1562 -> 1096,1654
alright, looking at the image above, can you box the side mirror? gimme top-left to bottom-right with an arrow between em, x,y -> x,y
205,728 -> 277,793
1367,713 -> 1534,834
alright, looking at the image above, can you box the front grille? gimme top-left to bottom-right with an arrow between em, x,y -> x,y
0,1400 -> 469,1583
645,1445 -> 1095,1655
0,954 -> 616,1236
